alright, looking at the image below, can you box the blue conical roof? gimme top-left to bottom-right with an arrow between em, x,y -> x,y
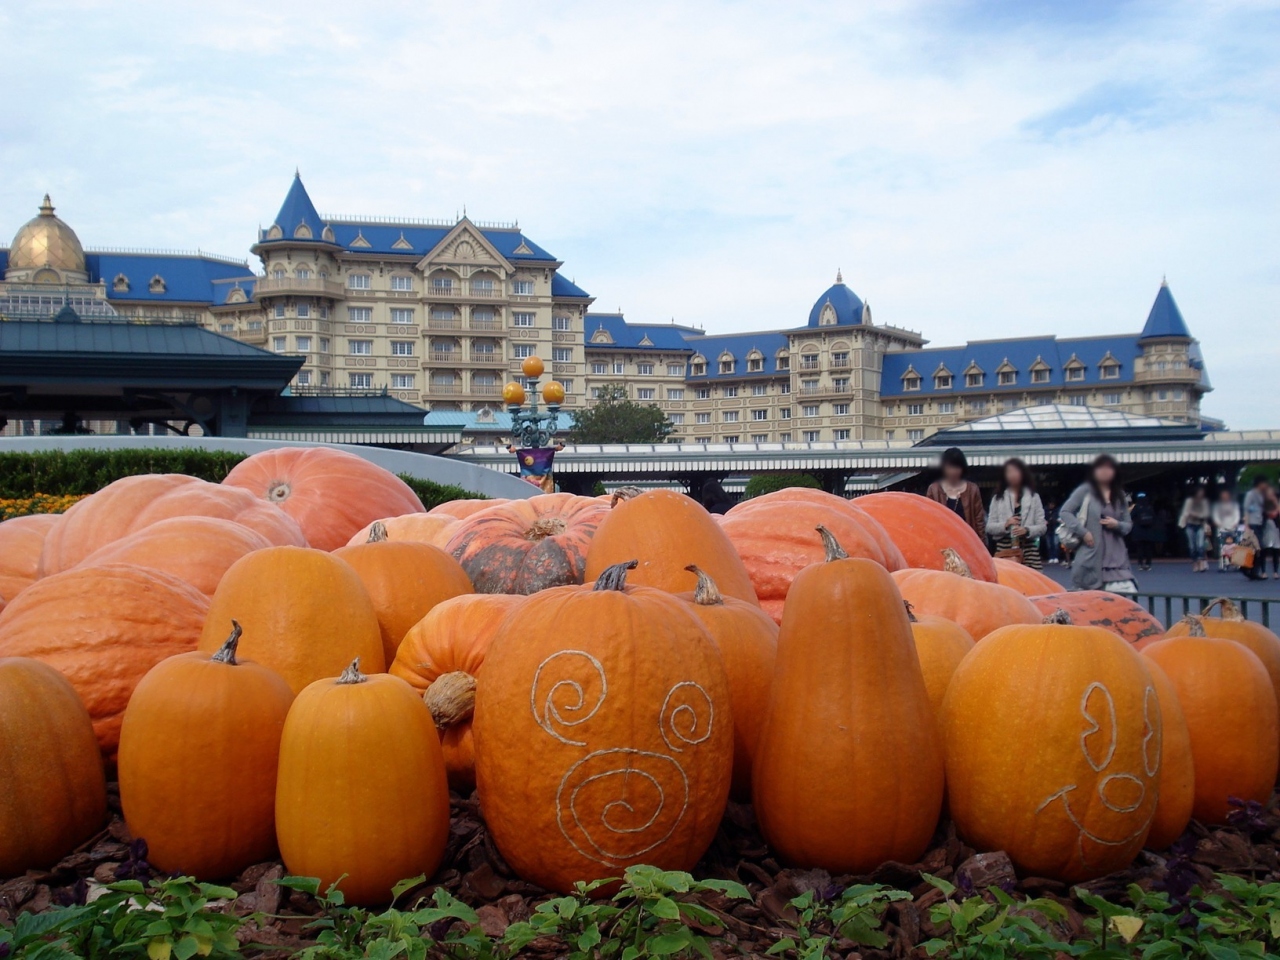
1140,281 -> 1191,339
807,270 -> 865,327
271,173 -> 325,240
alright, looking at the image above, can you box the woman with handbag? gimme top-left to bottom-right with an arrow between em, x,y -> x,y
925,447 -> 987,544
986,458 -> 1047,568
1059,454 -> 1137,593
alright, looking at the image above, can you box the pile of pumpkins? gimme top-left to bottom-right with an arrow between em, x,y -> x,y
2,455 -> 1278,907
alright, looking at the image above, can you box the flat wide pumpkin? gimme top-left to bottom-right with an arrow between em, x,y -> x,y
1031,591 -> 1164,646
993,558 -> 1060,596
856,492 -> 998,582
892,551 -> 1040,640
0,514 -> 59,602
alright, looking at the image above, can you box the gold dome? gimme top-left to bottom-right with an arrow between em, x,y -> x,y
8,195 -> 86,278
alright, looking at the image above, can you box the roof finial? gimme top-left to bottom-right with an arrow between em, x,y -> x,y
294,167 -> 300,178
835,268 -> 843,284
39,194 -> 54,216
1161,274 -> 1167,287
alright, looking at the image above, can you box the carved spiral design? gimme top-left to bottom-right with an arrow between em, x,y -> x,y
659,681 -> 714,753
530,650 -> 608,747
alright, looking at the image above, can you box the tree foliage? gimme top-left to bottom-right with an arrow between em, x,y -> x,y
569,383 -> 675,444
743,472 -> 824,499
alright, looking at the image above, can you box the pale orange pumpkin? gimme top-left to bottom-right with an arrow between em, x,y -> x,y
428,499 -> 506,520
892,549 -> 1041,640
0,514 -> 59,601
856,492 -> 998,582
993,557 -> 1060,596
1165,598 -> 1280,719
345,514 -> 460,549
729,488 -> 905,567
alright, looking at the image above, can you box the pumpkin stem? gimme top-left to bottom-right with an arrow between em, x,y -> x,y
685,565 -> 724,606
336,658 -> 368,685
903,600 -> 917,623
1179,615 -> 1207,638
941,548 -> 973,578
1042,609 -> 1073,625
424,671 -> 477,730
1203,597 -> 1244,621
610,486 -> 642,508
210,620 -> 243,665
816,525 -> 849,562
526,516 -> 567,541
594,559 -> 638,592
366,521 -> 389,543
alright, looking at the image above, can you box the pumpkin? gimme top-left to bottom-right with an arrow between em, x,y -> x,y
0,514 -> 59,601
892,550 -> 1041,640
993,558 -> 1060,596
1141,657 -> 1195,850
345,514 -> 460,549
276,660 -> 450,905
429,498 -> 506,520
856,492 -> 998,582
222,446 -> 424,552
753,529 -> 944,873
730,488 -> 905,566
118,621 -> 293,879
675,565 -> 779,799
447,494 -> 609,594
942,614 -> 1160,882
473,561 -> 734,892
905,605 -> 975,721
198,547 -> 384,695
389,593 -> 525,791
1142,618 -> 1279,824
77,516 -> 272,596
720,497 -> 904,623
1165,598 -> 1280,716
1029,591 -> 1164,646
40,474 -> 305,576
0,657 -> 107,876
333,526 -> 474,665
0,563 -> 210,756
584,489 -> 757,603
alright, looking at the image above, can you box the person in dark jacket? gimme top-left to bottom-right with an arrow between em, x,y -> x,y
699,477 -> 734,515
924,447 -> 986,543
1129,492 -> 1157,572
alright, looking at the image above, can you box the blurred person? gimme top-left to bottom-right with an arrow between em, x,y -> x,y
1178,485 -> 1212,573
1130,492 -> 1157,573
986,458 -> 1047,568
1212,488 -> 1242,572
1060,454 -> 1136,593
925,447 -> 986,543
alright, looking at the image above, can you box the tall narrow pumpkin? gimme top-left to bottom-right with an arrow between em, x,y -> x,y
118,622 -> 294,879
584,489 -> 757,603
390,593 -> 525,791
222,447 -> 425,552
276,660 -> 450,906
892,550 -> 1040,640
1030,591 -> 1164,646
675,565 -> 778,798
906,606 -> 975,722
753,529 -> 944,873
198,547 -> 384,694
1165,598 -> 1280,718
333,529 -> 474,665
856,492 -> 998,582
473,562 -> 734,893
0,657 -> 107,876
1141,656 -> 1195,850
0,514 -> 59,601
1142,618 -> 1279,824
0,563 -> 211,756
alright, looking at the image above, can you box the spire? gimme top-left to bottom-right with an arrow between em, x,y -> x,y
39,194 -> 55,217
269,172 -> 324,240
835,268 -> 843,284
1140,280 -> 1191,339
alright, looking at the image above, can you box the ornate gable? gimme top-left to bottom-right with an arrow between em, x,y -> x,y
418,220 -> 512,273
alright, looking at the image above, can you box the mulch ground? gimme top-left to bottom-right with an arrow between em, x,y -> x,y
3,784 -> 1278,959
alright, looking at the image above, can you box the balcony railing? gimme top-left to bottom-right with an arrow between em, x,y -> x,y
469,352 -> 503,365
428,282 -> 505,300
470,383 -> 503,396
429,351 -> 461,363
428,382 -> 466,396
798,384 -> 853,396
470,318 -> 502,331
799,359 -> 821,370
256,277 -> 346,298
427,317 -> 462,330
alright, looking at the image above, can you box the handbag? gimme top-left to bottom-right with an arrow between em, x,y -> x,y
1055,494 -> 1091,550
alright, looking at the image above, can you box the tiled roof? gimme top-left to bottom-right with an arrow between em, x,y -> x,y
807,275 -> 866,327
85,253 -> 257,304
0,317 -> 282,358
271,173 -> 325,240
1140,281 -> 1192,339
585,313 -> 700,352
552,274 -> 592,299
684,330 -> 792,380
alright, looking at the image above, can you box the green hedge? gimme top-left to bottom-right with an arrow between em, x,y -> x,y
742,472 -> 824,499
0,450 -> 482,512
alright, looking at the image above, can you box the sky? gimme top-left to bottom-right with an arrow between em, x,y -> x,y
1,0 -> 1277,427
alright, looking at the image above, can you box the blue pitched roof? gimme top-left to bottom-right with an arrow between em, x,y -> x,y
807,274 -> 865,327
1140,282 -> 1191,339
585,313 -> 699,352
272,173 -> 325,240
552,273 -> 591,299
880,335 -> 1142,397
685,330 -> 791,380
84,253 -> 257,304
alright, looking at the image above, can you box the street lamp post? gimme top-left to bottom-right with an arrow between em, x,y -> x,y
504,356 -> 566,492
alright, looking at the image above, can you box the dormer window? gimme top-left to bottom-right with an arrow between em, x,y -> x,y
1032,368 -> 1050,383
747,351 -> 764,373
719,355 -> 736,374
776,353 -> 790,371
998,370 -> 1016,386
903,375 -> 921,391
293,223 -> 313,239
112,273 -> 130,293
1099,358 -> 1121,379
148,275 -> 166,294
1066,367 -> 1086,382
935,374 -> 952,390
691,356 -> 707,376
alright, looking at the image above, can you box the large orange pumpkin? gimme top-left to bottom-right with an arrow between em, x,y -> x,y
1030,591 -> 1164,646
0,657 -> 107,876
730,488 -> 905,567
1142,619 -> 1279,824
892,550 -> 1041,640
943,616 -> 1160,882
345,514 -> 460,549
753,529 -> 944,872
77,516 -> 271,596
429,498 -> 506,520
198,547 -> 384,694
447,494 -> 609,594
333,531 -> 473,666
993,558 -> 1061,596
0,514 -> 59,601
675,565 -> 778,798
856,491 -> 998,582
40,474 -> 305,576
906,606 -> 975,722
0,564 -> 210,757
389,593 -> 525,791
1164,598 -> 1280,717
584,489 -> 757,603
118,621 -> 294,879
473,561 -> 734,893
276,661 -> 450,905
1141,657 -> 1195,850
222,447 -> 424,552
720,497 -> 904,623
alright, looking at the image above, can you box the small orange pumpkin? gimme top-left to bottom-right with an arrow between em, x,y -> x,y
276,660 -> 450,905
0,514 -> 59,601
333,525 -> 474,666
993,558 -> 1061,596
905,606 -> 975,721
390,593 -> 526,791
856,491 -> 998,582
0,657 -> 107,875
1140,656 -> 1195,850
345,514 -> 460,549
1030,591 -> 1164,646
892,549 -> 1041,640
222,447 -> 425,552
1165,598 -> 1280,717
118,621 -> 294,878
198,547 -> 384,694
675,565 -> 778,798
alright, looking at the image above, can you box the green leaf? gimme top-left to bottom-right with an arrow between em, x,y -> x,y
171,935 -> 200,960
275,876 -> 321,897
649,896 -> 682,921
646,931 -> 696,955
390,874 -> 426,904
109,880 -> 148,895
766,938 -> 797,956
920,873 -> 956,897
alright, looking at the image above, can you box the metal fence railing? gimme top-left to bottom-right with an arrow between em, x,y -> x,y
1133,592 -> 1276,629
